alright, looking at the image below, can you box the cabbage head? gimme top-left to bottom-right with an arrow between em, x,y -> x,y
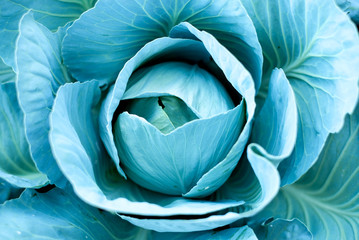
0,0 -> 359,239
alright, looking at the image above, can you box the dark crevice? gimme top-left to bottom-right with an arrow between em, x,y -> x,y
157,97 -> 165,109
35,184 -> 55,193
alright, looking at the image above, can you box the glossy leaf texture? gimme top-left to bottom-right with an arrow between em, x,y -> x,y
62,0 -> 263,90
252,101 -> 359,239
16,12 -> 74,187
0,0 -> 96,69
242,0 -> 359,185
0,83 -> 48,188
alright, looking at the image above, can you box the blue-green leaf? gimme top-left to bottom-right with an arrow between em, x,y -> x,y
242,0 -> 359,185
126,96 -> 199,134
249,218 -> 312,240
0,179 -> 11,204
250,68 -> 297,167
156,223 -> 259,240
121,213 -> 247,233
62,0 -> 262,89
50,80 -> 246,232
0,0 -> 96,69
0,57 -> 15,84
99,29 -> 256,181
155,225 -> 258,239
336,0 -> 359,23
114,102 -> 244,197
0,83 -> 48,188
16,12 -> 73,187
122,61 -> 234,118
252,101 -> 359,239
0,187 -> 150,239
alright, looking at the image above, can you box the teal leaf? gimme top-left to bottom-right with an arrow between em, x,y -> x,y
0,180 -> 11,204
122,61 -> 234,118
242,0 -> 359,185
250,68 -> 297,167
348,0 -> 359,23
50,80 -> 246,232
0,57 -> 15,84
62,0 -> 262,89
121,213 -> 246,233
16,12 -> 73,187
336,0 -> 359,23
153,226 -> 257,240
336,0 -> 351,11
250,218 -> 312,240
100,30 -> 256,181
0,179 -> 23,204
214,146 -> 280,220
114,102 -> 244,197
0,187 -> 151,239
252,101 -> 359,239
126,96 -> 199,134
121,142 -> 280,232
0,83 -> 48,188
0,0 -> 96,69
100,37 -> 211,178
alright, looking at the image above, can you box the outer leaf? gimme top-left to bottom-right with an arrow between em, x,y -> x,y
50,80 -> 247,232
249,218 -> 312,240
250,68 -> 297,167
242,0 -> 359,185
0,83 -> 48,188
125,145 -> 280,232
252,101 -> 359,239
153,225 -> 258,239
62,0 -> 263,89
0,0 -> 96,69
16,12 -> 73,187
0,57 -> 15,84
121,213 -> 248,233
0,187 -> 151,239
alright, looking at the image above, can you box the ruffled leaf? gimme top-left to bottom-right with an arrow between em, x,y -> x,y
62,0 -> 262,89
250,68 -> 297,167
50,80 -> 247,233
0,0 -> 96,69
252,101 -> 359,239
0,83 -> 48,188
16,12 -> 73,187
242,0 -> 359,185
0,187 -> 150,239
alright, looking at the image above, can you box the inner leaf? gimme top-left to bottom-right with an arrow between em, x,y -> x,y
125,96 -> 199,134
